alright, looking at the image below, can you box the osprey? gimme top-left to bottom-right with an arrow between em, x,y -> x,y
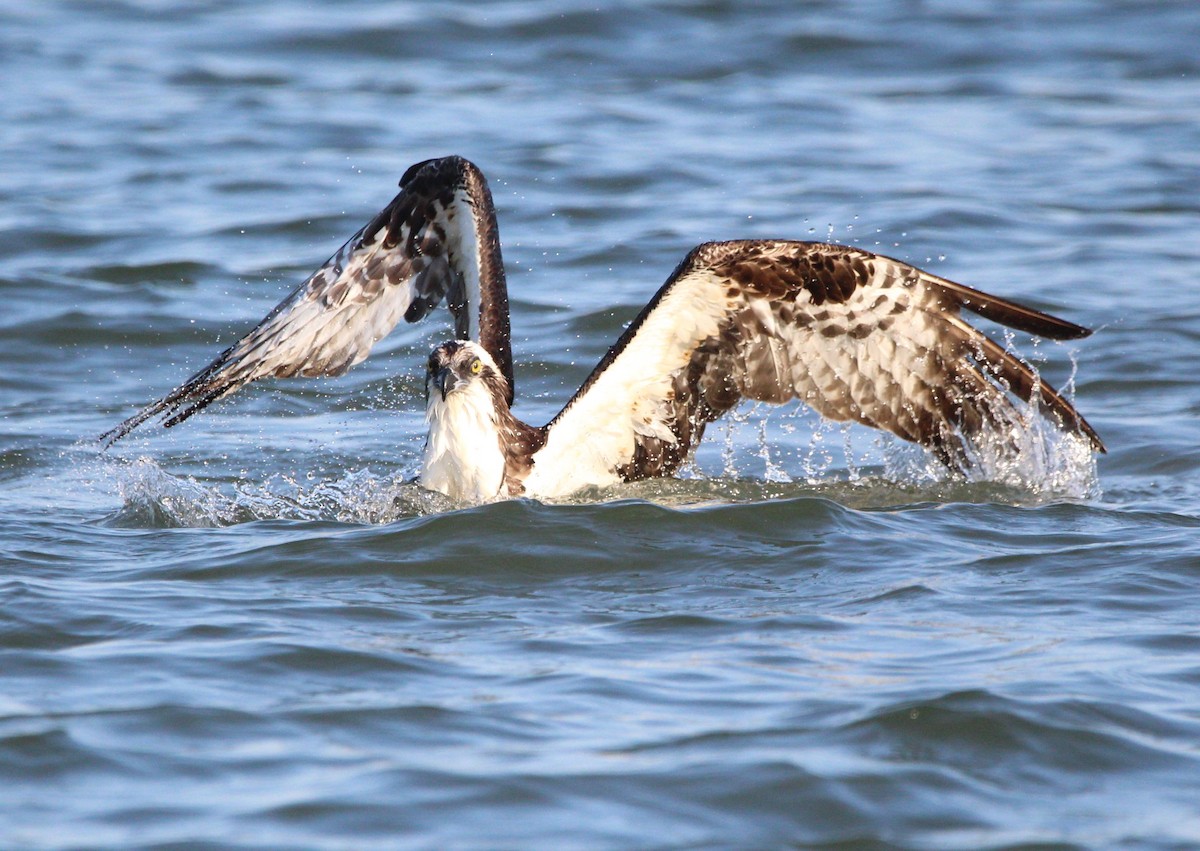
102,156 -> 1104,501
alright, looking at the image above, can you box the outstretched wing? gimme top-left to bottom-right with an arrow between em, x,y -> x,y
526,240 -> 1103,492
101,155 -> 512,447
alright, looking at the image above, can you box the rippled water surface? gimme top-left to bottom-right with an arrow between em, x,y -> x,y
4,1 -> 1200,848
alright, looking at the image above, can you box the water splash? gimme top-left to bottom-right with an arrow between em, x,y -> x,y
955,412 -> 1099,500
97,379 -> 1098,528
706,390 -> 1099,503
103,457 -> 451,528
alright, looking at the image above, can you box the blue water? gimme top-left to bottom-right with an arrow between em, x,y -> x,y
3,1 -> 1200,847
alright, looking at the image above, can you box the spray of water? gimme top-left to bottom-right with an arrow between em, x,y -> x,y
104,456 -> 451,528
98,347 -> 1099,527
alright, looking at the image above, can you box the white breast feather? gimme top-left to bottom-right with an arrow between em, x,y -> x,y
421,379 -> 506,502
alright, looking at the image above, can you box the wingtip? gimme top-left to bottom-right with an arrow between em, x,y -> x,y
97,415 -> 133,450
399,159 -> 437,187
1049,320 -> 1094,341
399,155 -> 474,188
1044,390 -> 1105,454
1080,418 -> 1107,454
97,392 -> 181,451
96,430 -> 118,453
97,412 -> 149,451
927,273 -> 1096,342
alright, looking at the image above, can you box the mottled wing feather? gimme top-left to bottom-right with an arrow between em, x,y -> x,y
102,156 -> 510,446
532,240 -> 1101,489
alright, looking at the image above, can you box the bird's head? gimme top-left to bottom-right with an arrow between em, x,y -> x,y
425,341 -> 507,404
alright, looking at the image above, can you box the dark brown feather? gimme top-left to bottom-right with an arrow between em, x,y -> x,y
102,156 -> 513,448
481,365 -> 546,494
934,277 -> 1093,340
556,239 -> 1103,483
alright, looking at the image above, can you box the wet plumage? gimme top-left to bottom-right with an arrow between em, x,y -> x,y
103,156 -> 1103,501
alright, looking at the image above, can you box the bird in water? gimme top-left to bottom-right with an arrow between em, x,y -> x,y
102,156 -> 1104,501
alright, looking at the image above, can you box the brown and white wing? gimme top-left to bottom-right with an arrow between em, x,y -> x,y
526,240 -> 1103,492
101,156 -> 512,446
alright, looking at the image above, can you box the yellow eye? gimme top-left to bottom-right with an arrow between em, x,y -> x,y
470,358 -> 483,374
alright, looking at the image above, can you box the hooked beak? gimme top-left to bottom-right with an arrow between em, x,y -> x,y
429,366 -> 459,401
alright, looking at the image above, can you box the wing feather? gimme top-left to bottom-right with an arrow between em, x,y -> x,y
528,240 -> 1102,492
102,156 -> 510,447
